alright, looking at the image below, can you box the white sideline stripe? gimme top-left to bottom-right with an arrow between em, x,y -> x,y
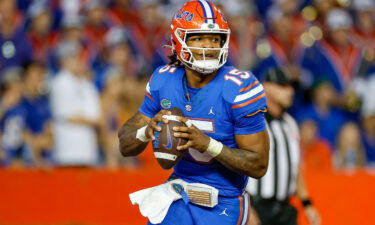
234,84 -> 264,103
199,0 -> 214,24
154,152 -> 177,161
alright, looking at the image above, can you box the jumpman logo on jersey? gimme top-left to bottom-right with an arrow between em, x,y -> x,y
208,107 -> 215,115
219,208 -> 229,216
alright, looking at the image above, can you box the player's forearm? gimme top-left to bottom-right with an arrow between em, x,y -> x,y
118,125 -> 149,156
118,112 -> 151,157
296,166 -> 310,200
215,146 -> 268,178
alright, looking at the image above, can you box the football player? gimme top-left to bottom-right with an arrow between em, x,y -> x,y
118,1 -> 269,224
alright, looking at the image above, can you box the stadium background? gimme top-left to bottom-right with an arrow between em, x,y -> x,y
0,0 -> 374,224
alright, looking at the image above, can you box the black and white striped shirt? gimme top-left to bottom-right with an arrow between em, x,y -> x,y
246,112 -> 300,201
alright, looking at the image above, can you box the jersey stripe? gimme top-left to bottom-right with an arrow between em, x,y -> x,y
207,1 -> 216,24
245,108 -> 267,117
198,0 -> 214,24
232,93 -> 266,109
145,92 -> 153,100
236,195 -> 244,225
240,80 -> 259,92
234,85 -> 264,103
145,81 -> 153,100
146,81 -> 151,94
241,193 -> 249,225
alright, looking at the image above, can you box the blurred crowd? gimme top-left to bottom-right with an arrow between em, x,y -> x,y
0,0 -> 374,171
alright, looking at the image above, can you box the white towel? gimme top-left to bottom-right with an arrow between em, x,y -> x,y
129,180 -> 184,224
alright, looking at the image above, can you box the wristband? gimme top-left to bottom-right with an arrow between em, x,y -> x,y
136,125 -> 150,142
206,138 -> 223,157
302,199 -> 312,208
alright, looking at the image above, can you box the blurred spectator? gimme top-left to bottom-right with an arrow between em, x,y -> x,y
296,80 -> 348,149
26,1 -> 58,64
0,0 -> 33,75
83,0 -> 111,64
108,0 -> 139,26
300,119 -> 332,171
22,61 -> 53,168
50,41 -> 100,166
301,8 -> 361,94
334,122 -> 366,170
0,67 -> 27,167
352,0 -> 375,78
99,71 -> 142,169
253,6 -> 304,81
94,27 -> 139,91
223,0 -> 259,70
311,0 -> 336,28
56,16 -> 92,69
129,0 -> 167,76
352,73 -> 375,166
273,0 -> 307,37
361,114 -> 375,167
352,0 -> 375,50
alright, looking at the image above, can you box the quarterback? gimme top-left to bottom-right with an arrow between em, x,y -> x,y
118,1 -> 270,224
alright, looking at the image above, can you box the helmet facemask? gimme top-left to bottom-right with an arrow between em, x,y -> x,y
174,28 -> 230,74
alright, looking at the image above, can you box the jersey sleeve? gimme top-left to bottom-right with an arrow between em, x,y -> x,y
139,66 -> 169,118
224,70 -> 267,120
234,111 -> 267,135
223,69 -> 267,134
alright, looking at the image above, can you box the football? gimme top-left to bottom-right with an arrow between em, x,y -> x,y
152,107 -> 187,169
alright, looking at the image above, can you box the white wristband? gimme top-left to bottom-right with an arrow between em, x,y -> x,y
136,125 -> 150,142
206,138 -> 223,157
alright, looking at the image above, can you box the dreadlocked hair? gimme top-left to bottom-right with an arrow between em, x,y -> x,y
168,52 -> 184,68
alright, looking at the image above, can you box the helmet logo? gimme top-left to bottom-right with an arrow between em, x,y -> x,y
175,11 -> 194,22
208,24 -> 215,28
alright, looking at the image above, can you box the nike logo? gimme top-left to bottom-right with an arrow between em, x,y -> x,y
163,124 -> 172,149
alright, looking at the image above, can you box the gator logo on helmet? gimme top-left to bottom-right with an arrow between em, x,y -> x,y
175,10 -> 194,22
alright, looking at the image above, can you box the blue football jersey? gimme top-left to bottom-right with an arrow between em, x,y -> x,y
22,95 -> 52,134
140,65 -> 267,197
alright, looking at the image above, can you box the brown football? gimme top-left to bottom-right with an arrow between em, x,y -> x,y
152,107 -> 187,169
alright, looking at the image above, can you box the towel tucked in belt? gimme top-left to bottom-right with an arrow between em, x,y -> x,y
129,179 -> 219,224
129,179 -> 184,224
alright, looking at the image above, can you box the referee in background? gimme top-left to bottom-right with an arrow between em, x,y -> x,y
247,68 -> 320,225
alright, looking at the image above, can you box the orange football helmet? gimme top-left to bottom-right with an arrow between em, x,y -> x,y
171,0 -> 230,74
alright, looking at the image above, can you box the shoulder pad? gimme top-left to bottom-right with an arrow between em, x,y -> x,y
222,68 -> 263,103
147,65 -> 183,93
222,67 -> 267,117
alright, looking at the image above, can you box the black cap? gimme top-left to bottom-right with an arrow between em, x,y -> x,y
262,68 -> 292,85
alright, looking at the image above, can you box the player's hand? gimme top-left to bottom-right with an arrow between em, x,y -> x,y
146,110 -> 171,140
173,116 -> 210,152
305,206 -> 321,225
